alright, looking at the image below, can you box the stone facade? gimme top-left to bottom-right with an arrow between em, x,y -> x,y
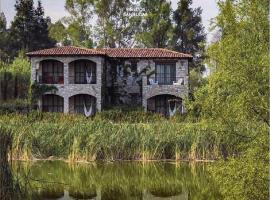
141,59 -> 189,112
31,56 -> 189,114
31,56 -> 104,113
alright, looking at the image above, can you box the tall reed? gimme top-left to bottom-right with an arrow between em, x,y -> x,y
0,111 -> 225,162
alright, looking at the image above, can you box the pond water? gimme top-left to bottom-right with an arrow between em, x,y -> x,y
13,161 -> 221,200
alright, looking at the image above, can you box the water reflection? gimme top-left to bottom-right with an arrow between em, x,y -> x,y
13,161 -> 221,200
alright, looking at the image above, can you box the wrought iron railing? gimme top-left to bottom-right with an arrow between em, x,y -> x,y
147,77 -> 185,85
69,75 -> 97,84
38,76 -> 64,84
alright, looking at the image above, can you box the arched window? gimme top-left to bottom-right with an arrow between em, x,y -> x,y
42,95 -> 64,113
69,94 -> 96,115
147,95 -> 182,116
69,60 -> 96,84
41,60 -> 64,84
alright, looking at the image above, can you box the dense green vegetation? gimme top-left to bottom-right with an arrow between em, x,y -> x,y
0,111 -> 224,162
0,53 -> 30,101
189,0 -> 269,199
0,0 -> 268,199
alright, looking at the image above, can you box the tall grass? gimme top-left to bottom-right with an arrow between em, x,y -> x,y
0,111 -> 225,162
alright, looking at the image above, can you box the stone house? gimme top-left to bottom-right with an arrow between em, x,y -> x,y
27,46 -> 192,116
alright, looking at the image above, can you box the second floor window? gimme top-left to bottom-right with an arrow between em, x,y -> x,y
155,63 -> 176,85
41,60 -> 64,84
74,60 -> 96,84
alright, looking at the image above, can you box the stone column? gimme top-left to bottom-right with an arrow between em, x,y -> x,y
142,76 -> 148,111
95,58 -> 103,112
64,96 -> 69,114
31,59 -> 38,82
64,62 -> 69,85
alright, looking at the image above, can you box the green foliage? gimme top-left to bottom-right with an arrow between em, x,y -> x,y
28,82 -> 58,107
63,0 -> 94,47
49,21 -> 71,46
13,161 -> 221,200
0,54 -> 31,100
94,0 -> 139,48
171,0 -> 206,72
187,0 -> 269,199
0,12 -> 8,61
8,0 -> 55,57
0,99 -> 30,114
0,112 -> 225,162
136,0 -> 172,48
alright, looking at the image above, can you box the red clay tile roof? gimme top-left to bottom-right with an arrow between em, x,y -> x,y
99,48 -> 192,58
27,46 -> 105,57
27,46 -> 192,58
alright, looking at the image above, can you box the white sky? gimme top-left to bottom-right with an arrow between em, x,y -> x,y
1,0 -> 219,42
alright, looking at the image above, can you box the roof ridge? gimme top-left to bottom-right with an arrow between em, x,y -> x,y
27,46 -> 193,58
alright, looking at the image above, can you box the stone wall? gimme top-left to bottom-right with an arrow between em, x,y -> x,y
142,59 -> 189,112
31,56 -> 104,113
31,56 -> 189,114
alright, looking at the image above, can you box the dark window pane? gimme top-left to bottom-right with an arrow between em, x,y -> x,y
155,63 -> 176,85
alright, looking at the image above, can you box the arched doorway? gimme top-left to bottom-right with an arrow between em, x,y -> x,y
40,60 -> 64,84
69,60 -> 97,84
69,94 -> 96,115
42,94 -> 64,113
147,95 -> 183,116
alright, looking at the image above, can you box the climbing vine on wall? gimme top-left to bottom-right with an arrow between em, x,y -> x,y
28,81 -> 58,108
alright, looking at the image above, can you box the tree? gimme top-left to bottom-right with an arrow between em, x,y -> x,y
172,0 -> 206,72
49,21 -> 71,46
9,0 -> 55,58
64,0 -> 94,47
94,0 -> 140,48
32,1 -> 55,49
188,0 -> 269,199
0,12 -> 8,61
136,0 -> 172,48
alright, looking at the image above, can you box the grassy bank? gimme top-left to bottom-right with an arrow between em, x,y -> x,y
0,111 -> 226,162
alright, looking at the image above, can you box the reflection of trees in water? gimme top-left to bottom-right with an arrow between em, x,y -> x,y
0,129 -> 17,200
69,189 -> 97,199
14,161 -> 221,199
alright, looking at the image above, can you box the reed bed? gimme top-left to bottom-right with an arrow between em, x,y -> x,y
0,111 -> 224,162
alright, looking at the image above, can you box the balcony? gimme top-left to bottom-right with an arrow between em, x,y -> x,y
69,75 -> 97,84
147,77 -> 185,86
38,75 -> 64,84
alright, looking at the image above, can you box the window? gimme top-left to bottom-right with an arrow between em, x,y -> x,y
74,60 -> 96,84
42,60 -> 64,84
42,95 -> 63,113
155,63 -> 176,85
151,95 -> 183,116
74,95 -> 95,114
155,96 -> 168,115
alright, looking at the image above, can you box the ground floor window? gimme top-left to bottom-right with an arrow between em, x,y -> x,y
73,94 -> 96,114
42,95 -> 64,113
73,60 -> 96,84
148,95 -> 182,116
